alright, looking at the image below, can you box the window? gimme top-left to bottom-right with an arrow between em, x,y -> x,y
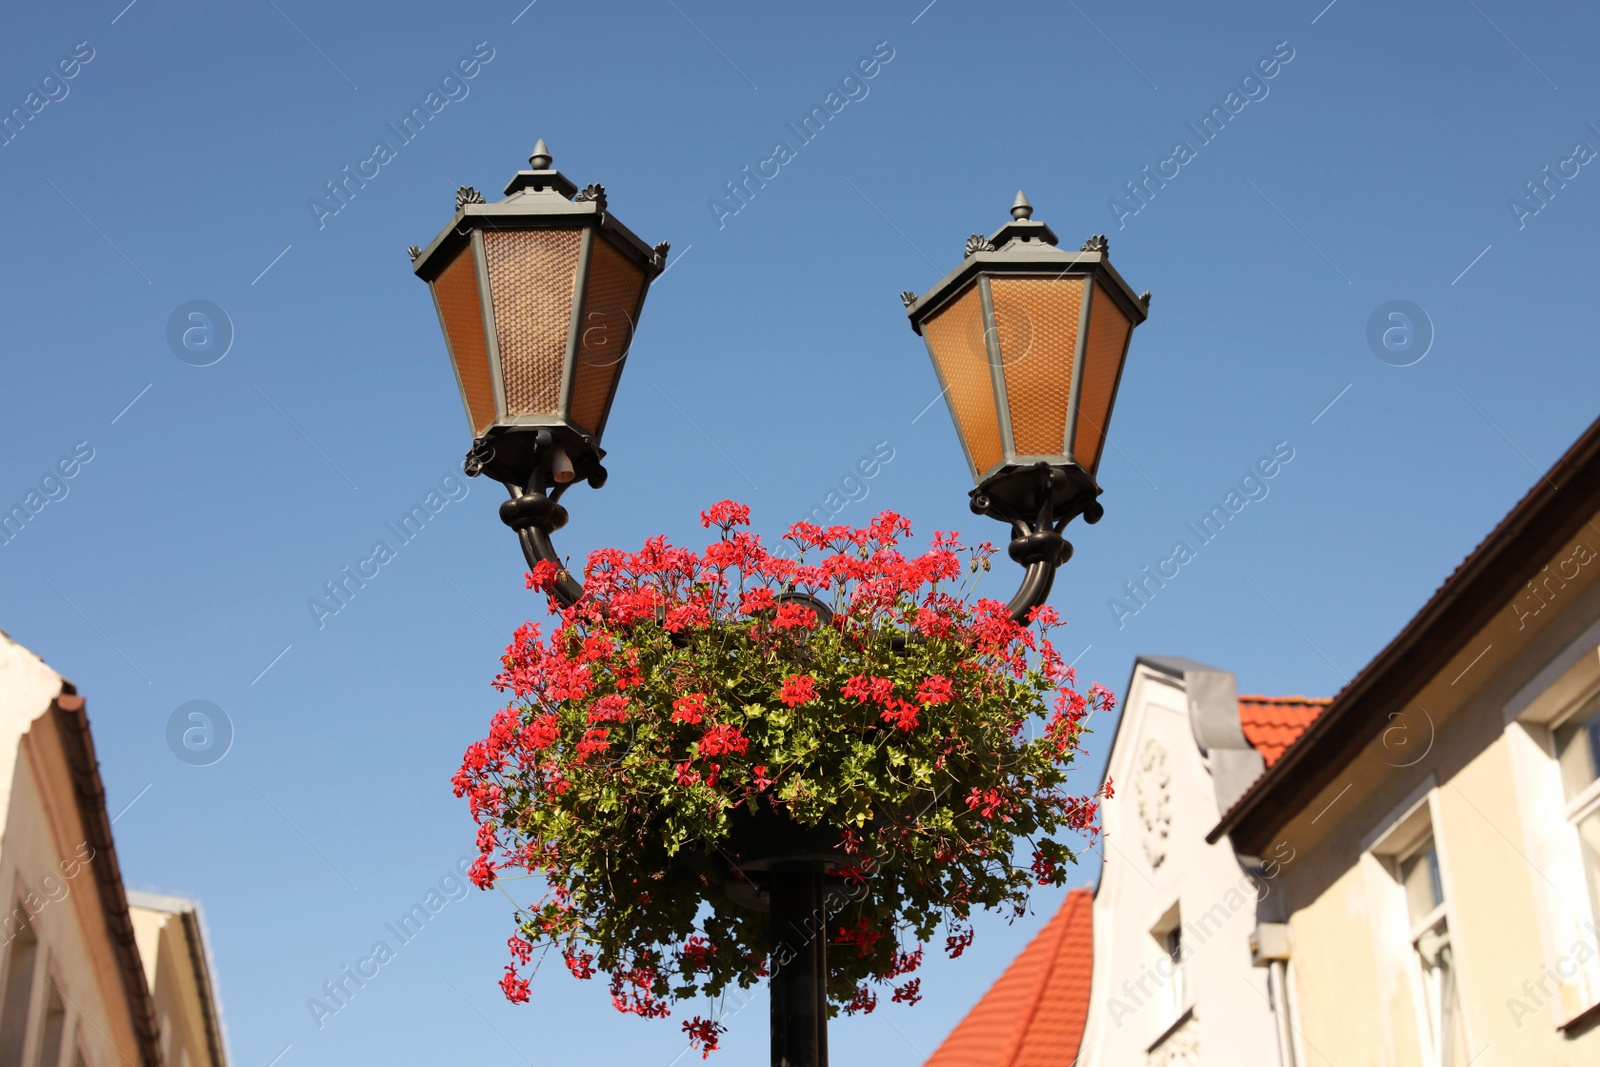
0,917 -> 38,1067
1149,904 -> 1186,1028
35,983 -> 63,1067
1554,696 -> 1600,918
1161,923 -> 1185,1014
1399,838 -> 1466,1067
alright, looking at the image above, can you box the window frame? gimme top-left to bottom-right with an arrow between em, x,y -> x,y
0,895 -> 42,1067
1504,634 -> 1600,1027
1391,835 -> 1462,1067
1551,698 -> 1600,909
1146,900 -> 1189,1038
1364,789 -> 1472,1067
35,966 -> 70,1067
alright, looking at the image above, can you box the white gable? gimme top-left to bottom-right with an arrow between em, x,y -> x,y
1079,659 -> 1287,1066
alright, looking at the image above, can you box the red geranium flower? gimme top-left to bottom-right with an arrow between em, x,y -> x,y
778,674 -> 817,707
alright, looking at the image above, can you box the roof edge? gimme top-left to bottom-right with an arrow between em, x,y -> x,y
54,691 -> 164,1067
1209,413 -> 1600,850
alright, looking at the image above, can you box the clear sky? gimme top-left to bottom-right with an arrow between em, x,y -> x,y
2,0 -> 1597,1063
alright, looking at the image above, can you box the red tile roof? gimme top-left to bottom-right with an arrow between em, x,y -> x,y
1238,695 -> 1330,767
924,888 -> 1093,1067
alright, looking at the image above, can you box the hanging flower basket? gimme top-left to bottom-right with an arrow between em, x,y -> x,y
453,502 -> 1114,1055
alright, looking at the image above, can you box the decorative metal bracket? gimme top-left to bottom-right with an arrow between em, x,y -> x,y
969,462 -> 1104,623
463,427 -> 609,608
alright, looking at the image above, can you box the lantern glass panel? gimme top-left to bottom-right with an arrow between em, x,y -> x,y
431,244 -> 497,436
923,284 -> 1003,477
991,276 -> 1085,458
570,235 -> 647,438
1073,282 -> 1132,474
484,228 -> 583,416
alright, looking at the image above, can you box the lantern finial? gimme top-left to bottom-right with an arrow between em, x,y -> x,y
1010,191 -> 1033,220
529,139 -> 552,170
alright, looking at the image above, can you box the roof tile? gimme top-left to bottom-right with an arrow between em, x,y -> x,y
924,888 -> 1093,1067
1238,695 -> 1330,767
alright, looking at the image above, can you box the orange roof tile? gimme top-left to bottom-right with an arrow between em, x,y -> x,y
924,888 -> 1093,1067
1238,695 -> 1330,767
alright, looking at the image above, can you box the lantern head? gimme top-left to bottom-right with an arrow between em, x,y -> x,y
903,192 -> 1149,528
411,140 -> 668,491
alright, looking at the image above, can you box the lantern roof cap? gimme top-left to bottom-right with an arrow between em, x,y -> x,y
901,192 -> 1148,333
985,189 -> 1059,249
503,138 -> 579,198
410,143 -> 669,283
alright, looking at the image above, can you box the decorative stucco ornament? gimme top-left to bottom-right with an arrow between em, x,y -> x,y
1137,739 -> 1172,869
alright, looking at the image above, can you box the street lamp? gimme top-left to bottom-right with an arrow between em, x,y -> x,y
902,191 -> 1150,620
414,154 -> 1147,1067
409,140 -> 669,604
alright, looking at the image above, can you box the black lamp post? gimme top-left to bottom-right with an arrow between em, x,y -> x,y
412,150 -> 1147,1067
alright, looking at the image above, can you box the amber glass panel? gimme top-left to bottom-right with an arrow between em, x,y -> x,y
923,284 -> 1003,477
991,276 -> 1085,458
1074,283 -> 1132,473
571,236 -> 647,438
484,228 -> 582,416
431,244 -> 497,436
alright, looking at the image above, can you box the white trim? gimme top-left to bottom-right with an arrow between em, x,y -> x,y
1504,620 -> 1600,725
1362,774 -> 1438,856
1567,778 -> 1600,823
1504,717 -> 1600,1026
1425,792 -> 1482,1061
1408,901 -> 1449,946
1550,686 -> 1600,734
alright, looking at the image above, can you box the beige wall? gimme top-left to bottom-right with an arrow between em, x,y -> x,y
1267,522 -> 1600,1066
129,898 -> 225,1067
0,630 -> 229,1067
0,634 -> 144,1067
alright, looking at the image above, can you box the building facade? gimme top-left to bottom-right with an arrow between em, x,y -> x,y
0,630 -> 228,1067
1212,415 -> 1600,1064
1077,659 -> 1323,1067
927,420 -> 1600,1067
926,656 -> 1325,1066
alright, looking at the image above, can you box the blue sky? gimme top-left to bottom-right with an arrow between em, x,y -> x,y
2,0 -> 1597,1063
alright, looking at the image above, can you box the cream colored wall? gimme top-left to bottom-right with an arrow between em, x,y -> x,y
1271,522 -> 1600,1067
2,747 -> 140,1067
130,901 -> 222,1067
0,634 -> 144,1067
0,710 -> 147,1067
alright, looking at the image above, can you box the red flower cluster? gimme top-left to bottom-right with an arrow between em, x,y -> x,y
682,1016 -> 725,1058
452,501 -> 1113,1050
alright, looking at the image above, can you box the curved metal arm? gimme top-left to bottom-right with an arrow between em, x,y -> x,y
1005,557 -> 1059,623
515,516 -> 585,607
503,479 -> 585,608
